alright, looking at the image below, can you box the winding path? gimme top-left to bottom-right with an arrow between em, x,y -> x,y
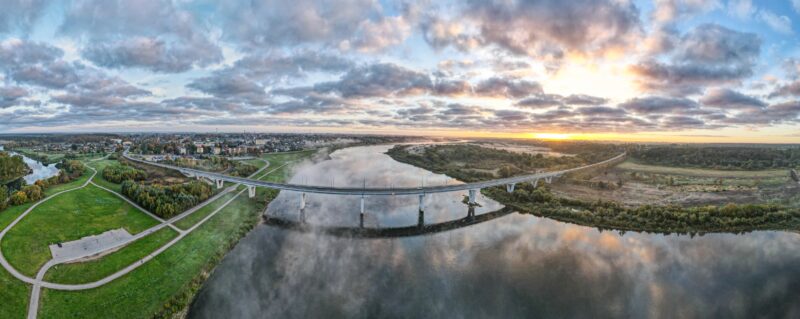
0,156 -> 274,318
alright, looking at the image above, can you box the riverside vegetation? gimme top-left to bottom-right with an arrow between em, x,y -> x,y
388,143 -> 800,234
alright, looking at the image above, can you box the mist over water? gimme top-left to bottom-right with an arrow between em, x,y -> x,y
188,145 -> 800,319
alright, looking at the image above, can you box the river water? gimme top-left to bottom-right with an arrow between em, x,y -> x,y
188,145 -> 800,318
0,145 -> 60,184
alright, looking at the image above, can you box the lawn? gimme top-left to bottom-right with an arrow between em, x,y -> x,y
39,191 -> 262,319
44,227 -> 179,284
617,160 -> 788,178
174,191 -> 239,230
0,266 -> 29,319
86,159 -> 123,193
258,150 -> 315,182
1,184 -> 160,277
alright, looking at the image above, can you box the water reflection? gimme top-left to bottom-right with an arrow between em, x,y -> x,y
2,147 -> 60,184
188,145 -> 800,319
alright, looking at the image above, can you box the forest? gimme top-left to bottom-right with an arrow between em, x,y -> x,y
120,180 -> 213,218
630,146 -> 800,170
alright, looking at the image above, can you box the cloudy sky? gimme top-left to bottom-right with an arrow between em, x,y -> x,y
1,0 -> 800,142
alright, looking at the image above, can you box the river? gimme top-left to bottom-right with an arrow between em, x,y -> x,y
188,145 -> 800,318
0,145 -> 60,184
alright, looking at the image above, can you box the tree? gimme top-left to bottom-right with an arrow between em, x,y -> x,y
9,191 -> 28,205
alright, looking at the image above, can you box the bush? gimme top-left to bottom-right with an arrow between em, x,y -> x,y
9,191 -> 28,206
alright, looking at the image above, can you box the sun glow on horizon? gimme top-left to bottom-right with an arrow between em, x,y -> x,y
532,133 -> 572,140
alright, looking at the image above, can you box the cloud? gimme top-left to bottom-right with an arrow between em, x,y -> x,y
631,24 -> 760,94
0,86 -> 28,108
473,77 -> 543,98
700,88 -> 765,109
757,11 -> 793,35
0,0 -> 48,34
60,0 -> 222,72
770,81 -> 800,98
619,96 -> 698,114
219,0 -> 411,52
83,36 -> 221,73
423,0 -> 641,59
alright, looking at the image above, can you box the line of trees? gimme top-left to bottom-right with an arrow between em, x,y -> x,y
630,146 -> 800,170
486,184 -> 798,234
120,180 -> 213,218
103,164 -> 147,183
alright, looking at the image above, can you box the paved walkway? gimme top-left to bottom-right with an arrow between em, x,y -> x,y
0,157 -> 276,318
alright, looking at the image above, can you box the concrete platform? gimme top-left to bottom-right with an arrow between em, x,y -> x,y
49,229 -> 133,262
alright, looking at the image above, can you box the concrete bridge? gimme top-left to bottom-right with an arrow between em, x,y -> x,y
123,150 -> 626,221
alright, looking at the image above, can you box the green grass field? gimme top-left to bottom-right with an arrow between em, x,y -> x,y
44,227 -> 178,284
617,160 -> 788,178
39,191 -> 262,319
174,191 -> 239,230
1,184 -> 160,277
258,150 -> 315,182
86,160 -> 123,193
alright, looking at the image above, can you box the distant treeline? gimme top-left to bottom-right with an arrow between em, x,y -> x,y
630,146 -> 800,170
120,180 -> 213,218
166,156 -> 258,177
103,164 -> 148,183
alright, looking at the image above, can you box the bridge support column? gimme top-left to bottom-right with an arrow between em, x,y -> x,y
418,194 -> 426,228
506,183 -> 516,193
359,195 -> 365,228
299,193 -> 307,223
467,205 -> 475,219
215,179 -> 224,189
468,189 -> 478,205
248,186 -> 256,198
545,176 -> 553,184
531,179 -> 539,188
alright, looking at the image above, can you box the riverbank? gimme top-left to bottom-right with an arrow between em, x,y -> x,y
387,144 -> 800,235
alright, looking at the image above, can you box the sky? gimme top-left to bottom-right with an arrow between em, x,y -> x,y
1,0 -> 800,143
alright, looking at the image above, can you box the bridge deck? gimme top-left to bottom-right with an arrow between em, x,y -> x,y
123,151 -> 626,196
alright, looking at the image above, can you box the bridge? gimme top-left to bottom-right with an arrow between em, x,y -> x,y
123,150 -> 626,222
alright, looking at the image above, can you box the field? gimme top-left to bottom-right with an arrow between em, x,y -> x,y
44,227 -> 179,284
28,150 -> 309,318
617,161 -> 788,179
1,183 -> 160,277
39,189 -> 263,319
554,160 -> 799,207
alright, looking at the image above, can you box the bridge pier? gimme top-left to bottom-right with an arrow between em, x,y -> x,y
359,195 -> 365,228
544,176 -> 553,184
506,183 -> 516,193
215,179 -> 224,189
468,189 -> 478,205
531,179 -> 539,188
299,193 -> 307,223
248,186 -> 256,198
467,205 -> 475,219
418,194 -> 426,213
